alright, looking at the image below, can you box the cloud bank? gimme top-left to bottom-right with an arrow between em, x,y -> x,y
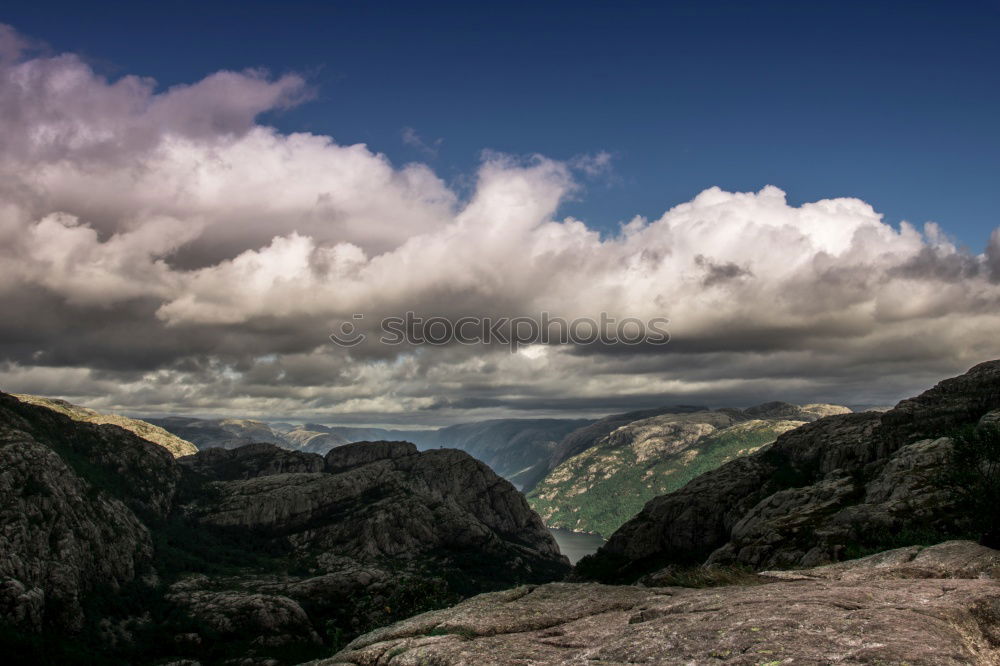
1,24 -> 999,424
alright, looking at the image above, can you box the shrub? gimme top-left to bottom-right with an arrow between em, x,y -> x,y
942,424 -> 1000,548
639,564 -> 765,588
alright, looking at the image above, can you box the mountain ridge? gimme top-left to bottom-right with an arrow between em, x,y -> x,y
12,394 -> 197,457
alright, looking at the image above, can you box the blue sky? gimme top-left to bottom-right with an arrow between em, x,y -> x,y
5,0 -> 998,249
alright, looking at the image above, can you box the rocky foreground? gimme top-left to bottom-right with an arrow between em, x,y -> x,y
322,540 -> 1000,665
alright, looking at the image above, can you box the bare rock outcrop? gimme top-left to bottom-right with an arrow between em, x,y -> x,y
178,442 -> 325,480
324,441 -> 417,473
186,445 -> 567,573
3,394 -> 183,519
164,584 -> 322,648
322,541 -> 1000,666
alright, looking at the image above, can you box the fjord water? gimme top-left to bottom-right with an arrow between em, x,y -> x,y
548,527 -> 606,564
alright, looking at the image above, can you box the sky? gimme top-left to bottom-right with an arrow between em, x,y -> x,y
0,2 -> 999,425
5,0 -> 999,249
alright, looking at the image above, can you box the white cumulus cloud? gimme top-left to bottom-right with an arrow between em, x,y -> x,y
0,24 -> 998,423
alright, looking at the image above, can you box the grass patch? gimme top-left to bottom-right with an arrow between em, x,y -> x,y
641,564 -> 766,588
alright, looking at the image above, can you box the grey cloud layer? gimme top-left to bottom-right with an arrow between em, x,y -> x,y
1,24 -> 999,423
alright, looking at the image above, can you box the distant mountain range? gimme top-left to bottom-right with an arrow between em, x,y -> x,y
19,396 -> 857,541
424,419 -> 593,488
145,415 -> 593,489
5,396 -> 594,491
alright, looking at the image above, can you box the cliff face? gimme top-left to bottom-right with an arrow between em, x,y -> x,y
182,441 -> 565,570
324,540 -> 1000,666
575,360 -> 1000,582
0,410 -> 153,634
0,394 -> 567,665
528,403 -> 849,537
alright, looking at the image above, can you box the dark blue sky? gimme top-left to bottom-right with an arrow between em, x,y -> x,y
5,0 -> 998,248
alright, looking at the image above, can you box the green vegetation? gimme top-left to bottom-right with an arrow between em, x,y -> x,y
641,564 -> 766,588
529,421 -> 791,538
841,527 -> 959,561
